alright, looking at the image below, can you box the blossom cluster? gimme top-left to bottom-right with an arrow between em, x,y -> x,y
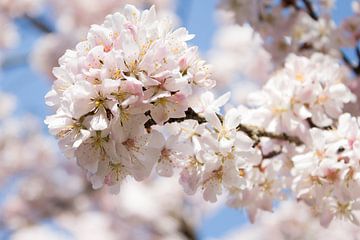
292,113 -> 360,226
44,4 -> 360,227
218,0 -> 343,66
246,53 -> 355,134
218,201 -> 360,240
0,91 -> 209,240
240,53 -> 358,222
30,0 -> 177,78
209,24 -> 272,89
151,108 -> 263,204
45,5 -> 214,193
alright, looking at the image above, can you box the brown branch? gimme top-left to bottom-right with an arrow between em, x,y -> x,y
281,0 -> 300,9
262,149 -> 283,159
236,123 -> 303,146
24,15 -> 53,33
302,0 -> 318,21
144,108 -> 206,129
145,108 -> 303,146
340,49 -> 360,76
306,118 -> 333,130
178,217 -> 197,240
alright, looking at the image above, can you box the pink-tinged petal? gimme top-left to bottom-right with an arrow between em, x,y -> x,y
213,92 -> 231,109
121,33 -> 139,64
292,152 -> 317,171
170,27 -> 195,42
148,130 -> 166,148
311,107 -> 332,127
349,213 -> 360,226
101,78 -> 121,95
75,142 -> 100,174
123,4 -> 140,23
294,104 -> 312,119
73,129 -> 91,148
84,45 -> 106,68
90,108 -> 109,131
45,89 -> 59,108
156,157 -> 174,177
204,111 -> 221,130
179,168 -> 201,195
224,108 -> 241,129
108,182 -> 121,195
150,104 -> 169,124
310,128 -> 326,149
235,132 -> 253,150
122,76 -> 144,93
219,138 -> 234,152
329,83 -> 355,103
246,207 -> 258,223
62,81 -> 96,119
320,209 -> 334,228
203,178 -> 221,203
89,160 -> 110,189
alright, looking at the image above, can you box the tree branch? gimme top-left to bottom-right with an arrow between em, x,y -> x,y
301,0 -> 318,21
145,108 -> 303,146
236,123 -> 303,146
24,15 -> 53,33
262,148 -> 283,159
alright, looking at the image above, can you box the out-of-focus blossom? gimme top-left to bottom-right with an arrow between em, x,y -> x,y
0,92 -> 16,119
30,33 -> 77,78
292,12 -> 339,57
0,0 -> 43,17
246,53 -> 355,135
338,1 -> 360,47
217,201 -> 360,240
0,0 -> 44,49
209,24 -> 272,87
217,0 -> 341,67
0,14 -> 18,48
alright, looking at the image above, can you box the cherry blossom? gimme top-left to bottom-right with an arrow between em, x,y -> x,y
209,24 -> 272,87
0,91 -> 214,239
0,0 -> 44,48
45,4 -> 215,193
40,2 -> 360,229
218,201 -> 360,240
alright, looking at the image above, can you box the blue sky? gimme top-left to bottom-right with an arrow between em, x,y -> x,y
0,0 -> 355,239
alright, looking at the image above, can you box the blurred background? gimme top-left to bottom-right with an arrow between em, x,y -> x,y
0,0 -> 357,239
